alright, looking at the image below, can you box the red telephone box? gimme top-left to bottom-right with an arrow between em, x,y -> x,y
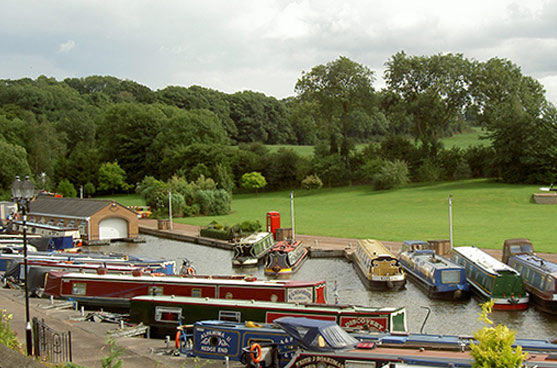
266,211 -> 280,239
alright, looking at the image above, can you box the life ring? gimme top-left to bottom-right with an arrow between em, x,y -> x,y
150,272 -> 164,277
244,276 -> 257,282
249,342 -> 262,364
186,267 -> 195,276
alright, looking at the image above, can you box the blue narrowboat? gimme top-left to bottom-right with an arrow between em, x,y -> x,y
398,241 -> 471,300
502,238 -> 557,315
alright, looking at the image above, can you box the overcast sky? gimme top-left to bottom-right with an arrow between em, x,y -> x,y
2,1 -> 557,105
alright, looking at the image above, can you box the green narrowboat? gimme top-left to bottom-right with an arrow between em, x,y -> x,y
232,232 -> 274,267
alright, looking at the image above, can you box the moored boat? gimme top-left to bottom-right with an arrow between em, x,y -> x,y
451,246 -> 529,310
352,239 -> 405,291
502,238 -> 557,314
129,295 -> 407,336
398,240 -> 470,300
43,271 -> 327,310
232,231 -> 274,267
264,239 -> 308,277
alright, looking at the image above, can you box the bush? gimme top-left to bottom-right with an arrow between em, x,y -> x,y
57,179 -> 77,198
414,159 -> 443,182
210,189 -> 231,215
239,220 -> 262,233
200,227 -> 230,240
372,159 -> 409,190
301,174 -> 323,190
439,147 -> 471,180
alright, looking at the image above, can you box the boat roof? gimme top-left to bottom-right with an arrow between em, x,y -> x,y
274,317 -> 359,351
130,295 -> 404,313
514,254 -> 557,276
453,246 -> 518,274
357,239 -> 394,258
54,271 -> 325,287
238,232 -> 272,244
410,252 -> 464,271
269,239 -> 303,252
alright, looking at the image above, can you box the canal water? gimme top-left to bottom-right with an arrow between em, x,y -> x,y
89,235 -> 556,340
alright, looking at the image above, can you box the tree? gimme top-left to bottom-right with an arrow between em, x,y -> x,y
470,58 -> 557,183
470,301 -> 528,368
97,161 -> 130,194
57,179 -> 77,198
0,140 -> 31,192
295,56 -> 376,163
384,52 -> 472,157
240,172 -> 267,193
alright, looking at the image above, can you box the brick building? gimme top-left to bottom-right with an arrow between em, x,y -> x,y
26,196 -> 139,243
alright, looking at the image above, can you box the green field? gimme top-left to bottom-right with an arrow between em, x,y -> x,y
266,128 -> 489,157
102,179 -> 556,253
178,180 -> 555,253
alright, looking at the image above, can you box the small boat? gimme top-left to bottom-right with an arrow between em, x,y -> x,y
129,295 -> 407,336
352,239 -> 405,291
43,271 -> 327,310
398,240 -> 471,300
502,238 -> 557,314
232,232 -> 274,267
451,246 -> 529,310
264,239 -> 308,277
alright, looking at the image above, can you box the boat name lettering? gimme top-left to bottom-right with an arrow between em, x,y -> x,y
287,287 -> 312,303
343,317 -> 384,331
198,330 -> 232,354
295,355 -> 344,368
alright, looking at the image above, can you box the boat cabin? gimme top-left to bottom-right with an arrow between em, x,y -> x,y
502,238 -> 534,264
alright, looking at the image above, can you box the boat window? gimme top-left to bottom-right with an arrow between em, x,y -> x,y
441,270 -> 461,284
485,276 -> 494,292
72,282 -> 86,295
218,310 -> 241,322
510,245 -> 521,254
346,361 -> 376,368
191,288 -> 202,297
155,307 -> 182,324
533,271 -> 542,288
521,244 -> 533,253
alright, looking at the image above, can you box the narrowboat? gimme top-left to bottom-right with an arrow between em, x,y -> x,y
182,318 -> 557,368
352,239 -> 405,291
129,295 -> 407,336
43,271 -> 327,310
451,246 -> 529,310
0,250 -> 176,273
503,238 -> 557,314
271,317 -> 557,368
264,239 -> 308,277
232,231 -> 274,267
398,240 -> 470,300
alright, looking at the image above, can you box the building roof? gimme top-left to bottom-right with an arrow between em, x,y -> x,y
28,196 -> 117,218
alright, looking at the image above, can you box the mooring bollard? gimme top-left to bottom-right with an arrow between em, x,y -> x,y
225,356 -> 229,368
50,295 -> 54,304
165,335 -> 170,348
80,306 -> 85,316
120,320 -> 124,329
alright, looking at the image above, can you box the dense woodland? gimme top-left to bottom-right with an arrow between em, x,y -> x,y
1,53 -> 556,217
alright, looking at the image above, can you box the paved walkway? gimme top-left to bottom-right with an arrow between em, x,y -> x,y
0,287 -> 233,368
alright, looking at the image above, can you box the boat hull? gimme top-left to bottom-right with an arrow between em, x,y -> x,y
353,261 -> 405,291
404,269 -> 471,300
129,295 -> 407,337
264,241 -> 308,277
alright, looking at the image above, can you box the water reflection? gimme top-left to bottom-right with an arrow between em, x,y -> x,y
88,235 -> 556,340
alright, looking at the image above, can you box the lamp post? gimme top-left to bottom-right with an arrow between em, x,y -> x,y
11,175 -> 36,356
448,194 -> 454,250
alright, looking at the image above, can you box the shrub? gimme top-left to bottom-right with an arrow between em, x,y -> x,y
301,174 -> 323,190
210,189 -> 231,215
57,179 -> 77,198
372,159 -> 409,190
414,159 -> 443,182
0,309 -> 21,351
470,301 -> 528,368
239,220 -> 262,233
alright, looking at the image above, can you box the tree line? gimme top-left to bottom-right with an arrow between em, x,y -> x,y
1,52 -> 556,215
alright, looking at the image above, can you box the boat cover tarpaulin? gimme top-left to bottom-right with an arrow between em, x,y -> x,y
274,317 -> 358,352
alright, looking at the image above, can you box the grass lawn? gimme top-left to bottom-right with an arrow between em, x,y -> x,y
171,179 -> 555,253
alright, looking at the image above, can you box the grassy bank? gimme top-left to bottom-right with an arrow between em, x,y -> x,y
170,179 -> 554,253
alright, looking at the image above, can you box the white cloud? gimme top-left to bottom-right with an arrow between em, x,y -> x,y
0,0 -> 556,105
58,40 -> 76,53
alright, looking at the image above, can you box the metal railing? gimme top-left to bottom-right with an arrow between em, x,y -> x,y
32,317 -> 72,363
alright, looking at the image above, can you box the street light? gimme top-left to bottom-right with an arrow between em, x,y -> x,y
11,175 -> 36,356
